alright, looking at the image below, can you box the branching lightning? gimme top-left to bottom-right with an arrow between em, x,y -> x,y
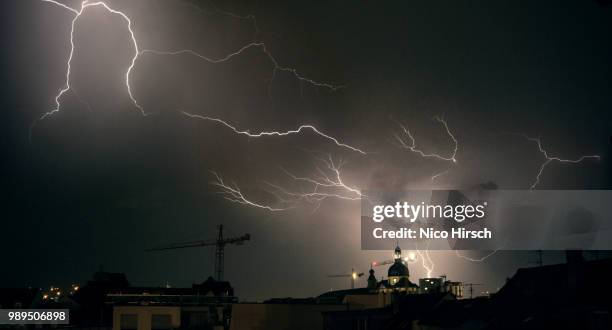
395,115 -> 458,164
180,112 -> 366,154
140,43 -> 345,91
210,171 -> 291,212
454,249 -> 501,263
34,0 -> 349,150
33,0 -> 144,139
454,133 -> 599,264
509,133 -> 600,189
394,116 -> 460,272
265,154 -> 364,211
415,248 -> 434,278
36,1 -> 606,276
394,115 -> 507,267
210,153 -> 363,212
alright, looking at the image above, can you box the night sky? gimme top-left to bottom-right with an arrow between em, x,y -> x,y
2,0 -> 611,301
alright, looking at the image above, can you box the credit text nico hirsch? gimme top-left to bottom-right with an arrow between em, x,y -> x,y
371,202 -> 492,240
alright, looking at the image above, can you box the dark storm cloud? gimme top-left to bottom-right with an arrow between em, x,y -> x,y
2,0 -> 611,299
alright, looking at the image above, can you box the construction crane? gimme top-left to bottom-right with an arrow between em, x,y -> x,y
371,259 -> 394,268
328,268 -> 364,289
462,283 -> 483,299
371,251 -> 417,268
146,225 -> 250,281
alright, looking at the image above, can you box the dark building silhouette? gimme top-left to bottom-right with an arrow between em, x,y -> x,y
0,287 -> 39,309
418,253 -> 612,329
322,253 -> 612,329
108,276 -> 236,330
322,293 -> 452,330
65,269 -> 130,326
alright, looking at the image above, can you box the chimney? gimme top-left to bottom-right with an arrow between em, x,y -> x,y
566,250 -> 584,302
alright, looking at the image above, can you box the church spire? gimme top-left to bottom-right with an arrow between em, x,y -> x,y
367,267 -> 377,289
394,244 -> 402,261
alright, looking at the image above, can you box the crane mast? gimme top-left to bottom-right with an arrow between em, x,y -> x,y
215,225 -> 225,281
146,224 -> 250,281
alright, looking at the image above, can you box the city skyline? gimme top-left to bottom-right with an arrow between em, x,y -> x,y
2,0 -> 611,301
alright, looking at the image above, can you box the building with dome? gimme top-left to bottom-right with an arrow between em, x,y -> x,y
381,245 -> 419,293
319,244 -> 461,312
388,245 -> 411,286
368,245 -> 419,294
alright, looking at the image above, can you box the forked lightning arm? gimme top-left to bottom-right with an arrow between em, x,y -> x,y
181,112 -> 366,155
510,133 -> 600,189
395,116 -> 458,163
34,0 -> 351,151
265,154 -> 364,211
211,172 -> 291,212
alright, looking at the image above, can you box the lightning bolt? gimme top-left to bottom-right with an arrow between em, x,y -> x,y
265,154 -> 364,211
210,153 -> 363,212
415,248 -> 434,278
33,0 -> 350,152
395,115 -> 458,164
39,1 -> 602,272
180,112 -> 366,154
454,133 -> 599,264
430,169 -> 450,182
509,133 -> 600,189
33,0 -> 144,139
210,171 -> 291,212
140,44 -> 345,91
394,116 -> 459,272
454,249 -> 501,262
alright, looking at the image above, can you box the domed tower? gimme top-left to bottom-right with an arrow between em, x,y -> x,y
388,245 -> 410,286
